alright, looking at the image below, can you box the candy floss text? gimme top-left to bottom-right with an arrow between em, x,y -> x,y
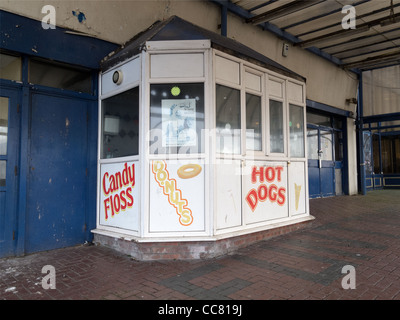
246,165 -> 286,211
102,163 -> 135,219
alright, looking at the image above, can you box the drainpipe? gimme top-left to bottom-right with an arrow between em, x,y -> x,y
221,5 -> 227,37
357,72 -> 367,195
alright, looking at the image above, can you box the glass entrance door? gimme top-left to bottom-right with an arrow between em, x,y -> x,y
307,126 -> 335,198
0,88 -> 19,257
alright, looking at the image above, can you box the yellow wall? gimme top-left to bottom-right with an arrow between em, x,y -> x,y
363,65 -> 400,117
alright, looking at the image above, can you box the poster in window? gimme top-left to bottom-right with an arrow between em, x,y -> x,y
162,99 -> 196,147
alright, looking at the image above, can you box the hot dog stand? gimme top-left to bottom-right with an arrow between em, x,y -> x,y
92,16 -> 313,260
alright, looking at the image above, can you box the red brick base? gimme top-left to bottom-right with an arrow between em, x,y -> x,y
93,218 -> 314,260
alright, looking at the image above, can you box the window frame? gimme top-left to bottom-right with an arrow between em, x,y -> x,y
0,52 -> 22,82
29,57 -> 93,94
215,83 -> 242,156
214,51 -> 306,161
99,86 -> 140,160
244,67 -> 265,157
267,75 -> 287,158
148,82 -> 206,156
288,103 -> 306,159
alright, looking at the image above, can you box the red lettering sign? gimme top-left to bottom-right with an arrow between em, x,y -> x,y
102,163 -> 135,220
246,165 -> 286,212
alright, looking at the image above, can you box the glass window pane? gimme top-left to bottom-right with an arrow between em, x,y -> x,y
381,135 -> 400,174
269,100 -> 284,153
0,53 -> 21,81
29,59 -> 91,93
333,116 -> 343,130
395,137 -> 400,173
0,97 -> 8,156
381,136 -> 392,174
0,160 -> 5,187
320,131 -> 333,161
363,131 -> 373,175
246,93 -> 262,151
306,112 -> 330,127
101,87 -> 139,159
149,83 -> 204,154
335,131 -> 343,161
307,128 -> 318,160
216,84 -> 241,154
373,134 -> 380,173
289,104 -> 305,158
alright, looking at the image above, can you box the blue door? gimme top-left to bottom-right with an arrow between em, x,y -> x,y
0,88 -> 20,257
307,126 -> 335,198
25,91 -> 89,253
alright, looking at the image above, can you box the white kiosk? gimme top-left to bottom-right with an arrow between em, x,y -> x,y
92,16 -> 314,260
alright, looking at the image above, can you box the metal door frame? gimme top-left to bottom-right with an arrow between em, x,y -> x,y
307,124 -> 339,198
0,86 -> 21,257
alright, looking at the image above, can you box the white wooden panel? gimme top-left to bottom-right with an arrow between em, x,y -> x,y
245,71 -> 261,92
243,161 -> 288,224
268,78 -> 283,98
288,161 -> 306,215
215,55 -> 240,85
149,159 -> 205,232
215,160 -> 242,230
146,40 -> 210,51
101,57 -> 141,96
287,81 -> 304,103
150,53 -> 204,79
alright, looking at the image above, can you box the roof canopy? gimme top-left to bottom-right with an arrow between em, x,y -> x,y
100,16 -> 305,82
210,0 -> 400,72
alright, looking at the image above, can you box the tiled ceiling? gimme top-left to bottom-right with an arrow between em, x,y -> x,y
211,0 -> 400,71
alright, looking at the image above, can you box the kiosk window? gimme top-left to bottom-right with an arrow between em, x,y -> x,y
269,100 -> 284,153
149,83 -> 204,154
289,104 -> 305,158
216,84 -> 241,154
246,93 -> 262,151
101,87 -> 139,159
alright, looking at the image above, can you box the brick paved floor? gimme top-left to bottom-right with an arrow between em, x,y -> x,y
1,189 -> 400,300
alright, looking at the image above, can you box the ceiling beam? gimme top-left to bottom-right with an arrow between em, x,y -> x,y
342,51 -> 400,69
339,44 -> 400,60
282,0 -> 371,32
362,112 -> 400,124
246,0 -> 323,25
209,0 -> 356,71
321,27 -> 400,52
293,0 -> 396,38
296,25 -> 371,48
296,12 -> 400,48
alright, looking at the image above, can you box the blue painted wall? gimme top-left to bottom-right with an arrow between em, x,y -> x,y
0,10 -> 118,257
